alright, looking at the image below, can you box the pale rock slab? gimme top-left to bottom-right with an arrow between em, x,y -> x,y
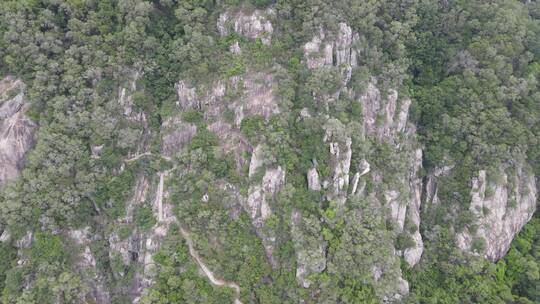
457,165 -> 537,261
304,23 -> 359,69
0,77 -> 36,185
218,9 -> 274,45
307,167 -> 321,191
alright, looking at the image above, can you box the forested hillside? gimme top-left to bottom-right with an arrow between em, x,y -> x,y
0,0 -> 539,303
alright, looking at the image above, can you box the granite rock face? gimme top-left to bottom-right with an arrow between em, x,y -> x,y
304,23 -> 359,69
457,164 -> 537,261
246,158 -> 286,268
161,116 -> 197,158
323,119 -> 352,207
307,167 -> 321,191
174,71 -> 278,169
0,77 -> 36,185
5,7 -> 538,303
359,80 -> 412,142
218,8 -> 274,45
403,149 -> 424,266
297,23 -> 426,301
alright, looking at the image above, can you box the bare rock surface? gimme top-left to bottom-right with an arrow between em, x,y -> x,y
307,167 -> 321,191
304,23 -> 359,69
161,116 -> 197,157
0,77 -> 36,185
457,164 -> 537,261
218,8 -> 274,45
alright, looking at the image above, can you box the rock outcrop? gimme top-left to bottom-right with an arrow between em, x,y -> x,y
218,8 -> 274,45
304,23 -> 359,69
0,77 -> 36,185
457,163 -> 537,261
297,22 -> 426,301
161,116 -> 197,158
323,119 -> 352,206
359,80 -> 412,142
171,62 -> 284,268
403,149 -> 424,266
246,162 -> 285,267
118,71 -> 146,123
8,11 -> 533,304
307,167 -> 321,191
233,73 -> 279,124
174,71 -> 278,169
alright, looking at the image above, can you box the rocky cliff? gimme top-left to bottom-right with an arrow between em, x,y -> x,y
291,22 -> 425,301
0,77 -> 36,185
456,163 -> 537,261
0,2 -> 538,303
64,11 -> 540,304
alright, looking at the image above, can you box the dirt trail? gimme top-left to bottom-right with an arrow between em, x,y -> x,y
180,228 -> 243,304
124,152 -> 171,163
152,165 -> 243,304
124,152 -> 152,162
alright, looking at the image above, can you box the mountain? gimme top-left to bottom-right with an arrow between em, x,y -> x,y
0,1 -> 539,303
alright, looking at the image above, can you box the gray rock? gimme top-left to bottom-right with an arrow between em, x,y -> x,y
245,166 -> 285,268
402,149 -> 424,266
0,77 -> 36,185
359,81 -> 381,136
118,71 -> 146,122
218,9 -> 274,45
307,167 -> 321,191
91,145 -> 104,159
303,29 -> 327,69
230,41 -> 242,55
303,23 -> 358,69
0,92 -> 23,120
15,231 -> 33,249
247,166 -> 285,226
423,165 -> 454,212
396,99 -> 411,133
161,116 -> 197,157
0,230 -> 10,242
323,119 -> 352,206
457,164 -> 537,261
386,190 -> 407,230
351,160 -> 370,195
248,144 -> 265,177
175,81 -> 198,110
234,73 -> 279,124
335,23 -> 358,67
350,172 -> 361,195
359,81 -> 409,141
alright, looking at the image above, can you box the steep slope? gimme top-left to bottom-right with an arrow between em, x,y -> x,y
0,1 -> 539,304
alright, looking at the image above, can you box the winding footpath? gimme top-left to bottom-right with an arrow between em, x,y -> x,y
124,151 -> 153,162
124,152 -> 172,163
153,165 -> 243,304
180,227 -> 243,304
